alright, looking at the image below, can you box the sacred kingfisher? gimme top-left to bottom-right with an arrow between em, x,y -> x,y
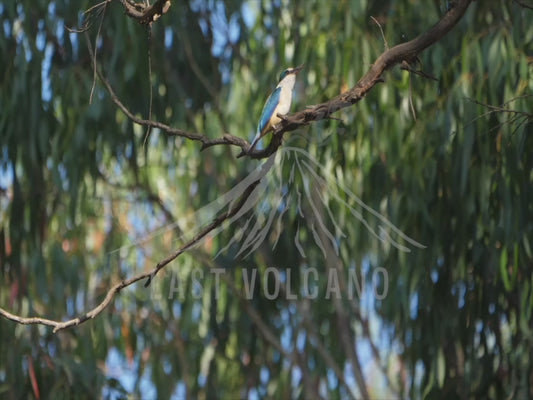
249,65 -> 304,153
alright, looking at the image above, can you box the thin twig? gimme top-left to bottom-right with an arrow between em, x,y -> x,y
85,0 -> 113,15
143,25 -> 154,148
371,16 -> 389,50
513,0 -> 533,11
180,28 -> 219,102
65,1 -> 111,33
465,95 -> 533,137
408,68 -> 417,120
466,96 -> 533,118
89,5 -> 107,105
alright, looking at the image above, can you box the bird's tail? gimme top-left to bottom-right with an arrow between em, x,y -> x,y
248,130 -> 262,154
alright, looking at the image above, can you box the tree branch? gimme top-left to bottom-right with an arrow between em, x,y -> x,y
273,0 -> 473,136
118,0 -> 171,25
96,69 -> 251,151
0,179 -> 260,332
513,0 -> 533,11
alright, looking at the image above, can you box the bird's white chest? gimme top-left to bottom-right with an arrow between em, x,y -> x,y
271,86 -> 294,126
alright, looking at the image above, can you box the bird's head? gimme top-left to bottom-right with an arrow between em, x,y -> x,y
278,64 -> 304,82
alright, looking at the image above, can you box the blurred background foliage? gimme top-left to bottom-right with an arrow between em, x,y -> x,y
1,0 -> 532,398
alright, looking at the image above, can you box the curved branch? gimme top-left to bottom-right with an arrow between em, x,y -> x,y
236,0 -> 473,158
0,179 -> 260,332
275,0 -> 473,135
98,70 -> 250,150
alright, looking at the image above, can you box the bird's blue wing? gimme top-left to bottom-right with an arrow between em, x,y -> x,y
257,87 -> 281,135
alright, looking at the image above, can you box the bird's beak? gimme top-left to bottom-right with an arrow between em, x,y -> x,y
293,64 -> 305,74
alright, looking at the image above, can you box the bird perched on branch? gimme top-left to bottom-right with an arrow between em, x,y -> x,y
249,65 -> 304,153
